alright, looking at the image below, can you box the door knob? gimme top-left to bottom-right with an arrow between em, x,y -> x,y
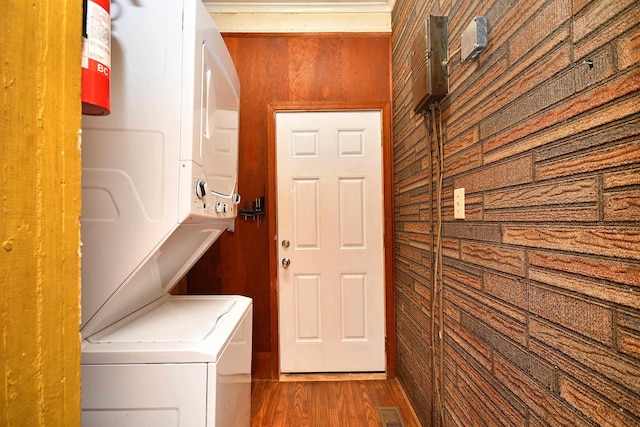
282,258 -> 291,268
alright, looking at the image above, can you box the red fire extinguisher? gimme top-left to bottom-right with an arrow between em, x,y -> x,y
82,0 -> 111,115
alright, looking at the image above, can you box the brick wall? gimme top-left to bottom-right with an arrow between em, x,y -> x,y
392,0 -> 640,425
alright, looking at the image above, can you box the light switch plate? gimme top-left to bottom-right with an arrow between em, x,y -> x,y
454,188 -> 465,219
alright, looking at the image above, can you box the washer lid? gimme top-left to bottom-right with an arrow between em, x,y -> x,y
87,297 -> 236,344
81,295 -> 253,365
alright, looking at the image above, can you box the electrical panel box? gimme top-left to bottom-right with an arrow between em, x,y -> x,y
411,15 -> 449,113
461,16 -> 489,61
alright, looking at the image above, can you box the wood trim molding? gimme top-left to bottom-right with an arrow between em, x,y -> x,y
267,101 -> 396,379
279,373 -> 387,382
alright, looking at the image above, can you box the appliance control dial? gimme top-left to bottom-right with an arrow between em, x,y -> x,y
215,201 -> 228,213
195,179 -> 207,199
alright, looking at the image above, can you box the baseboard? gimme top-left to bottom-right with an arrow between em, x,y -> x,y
394,378 -> 422,426
279,372 -> 387,382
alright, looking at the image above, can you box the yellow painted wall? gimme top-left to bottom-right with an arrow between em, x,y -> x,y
1,1 -> 82,425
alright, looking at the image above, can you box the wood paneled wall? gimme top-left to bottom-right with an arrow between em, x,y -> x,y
186,33 -> 392,378
392,0 -> 640,425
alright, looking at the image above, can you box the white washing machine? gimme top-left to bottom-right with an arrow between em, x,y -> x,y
81,295 -> 252,427
80,1 -> 250,425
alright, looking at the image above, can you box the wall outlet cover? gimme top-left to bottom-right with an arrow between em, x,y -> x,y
454,188 -> 465,220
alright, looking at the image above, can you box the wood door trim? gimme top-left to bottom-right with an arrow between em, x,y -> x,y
279,373 -> 387,382
267,101 -> 396,379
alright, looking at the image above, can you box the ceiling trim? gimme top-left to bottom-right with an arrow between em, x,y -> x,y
204,1 -> 394,14
204,0 -> 394,33
209,12 -> 391,33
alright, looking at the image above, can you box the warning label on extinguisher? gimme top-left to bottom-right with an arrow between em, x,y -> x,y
82,1 -> 111,73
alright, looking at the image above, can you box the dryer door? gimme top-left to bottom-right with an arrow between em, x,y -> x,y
200,40 -> 240,199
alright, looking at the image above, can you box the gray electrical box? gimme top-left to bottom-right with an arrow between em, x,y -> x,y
461,16 -> 489,61
411,15 -> 449,113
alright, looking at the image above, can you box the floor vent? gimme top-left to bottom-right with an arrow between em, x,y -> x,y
379,406 -> 405,427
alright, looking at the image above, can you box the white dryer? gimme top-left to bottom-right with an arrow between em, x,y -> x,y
80,1 -> 251,425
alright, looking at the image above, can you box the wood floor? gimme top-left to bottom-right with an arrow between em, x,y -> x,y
250,378 -> 420,426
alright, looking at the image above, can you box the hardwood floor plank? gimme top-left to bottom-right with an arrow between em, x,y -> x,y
250,379 -> 421,426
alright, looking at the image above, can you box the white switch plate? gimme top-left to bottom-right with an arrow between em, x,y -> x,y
454,188 -> 465,219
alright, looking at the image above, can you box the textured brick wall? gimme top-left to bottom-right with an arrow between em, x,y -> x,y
392,0 -> 640,425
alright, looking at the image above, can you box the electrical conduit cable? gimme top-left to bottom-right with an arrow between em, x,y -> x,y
424,103 -> 445,426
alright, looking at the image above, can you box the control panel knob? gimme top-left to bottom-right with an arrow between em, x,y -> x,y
195,179 -> 206,199
215,202 -> 228,213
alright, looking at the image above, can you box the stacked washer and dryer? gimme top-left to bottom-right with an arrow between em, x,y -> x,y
80,1 -> 252,426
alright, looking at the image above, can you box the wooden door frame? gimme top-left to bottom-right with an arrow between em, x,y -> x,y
267,101 -> 395,379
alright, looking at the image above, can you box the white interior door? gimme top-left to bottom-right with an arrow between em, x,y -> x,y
276,110 -> 385,373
